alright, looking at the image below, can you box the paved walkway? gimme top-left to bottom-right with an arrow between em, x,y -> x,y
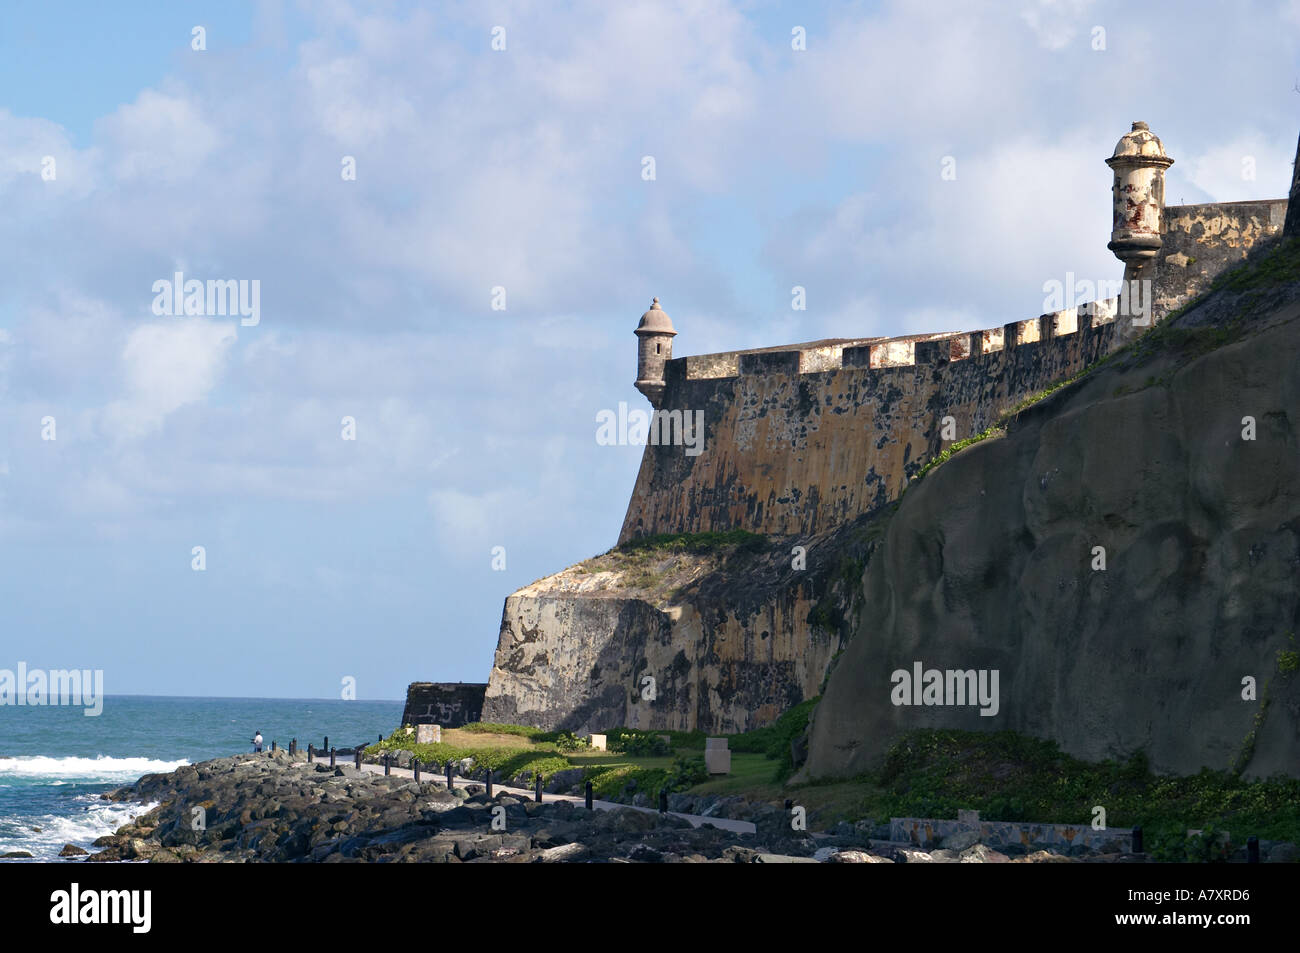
297,757 -> 756,834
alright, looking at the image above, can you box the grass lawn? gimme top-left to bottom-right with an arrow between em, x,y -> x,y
376,727 -> 883,824
439,728 -> 540,750
683,752 -> 780,795
566,752 -> 677,770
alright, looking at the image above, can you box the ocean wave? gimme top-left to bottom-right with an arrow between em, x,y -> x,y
0,796 -> 159,861
0,755 -> 188,780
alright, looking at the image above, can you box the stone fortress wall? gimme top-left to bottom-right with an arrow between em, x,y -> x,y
1152,199 -> 1288,314
477,124 -> 1297,738
401,682 -> 487,728
619,191 -> 1288,544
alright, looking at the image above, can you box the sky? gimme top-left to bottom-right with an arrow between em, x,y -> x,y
0,0 -> 1297,700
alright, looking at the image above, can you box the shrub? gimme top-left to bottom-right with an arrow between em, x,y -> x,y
729,697 -> 820,780
606,727 -> 671,756
1278,634 -> 1299,676
865,729 -> 1300,849
533,730 -> 589,751
663,756 -> 709,792
617,530 -> 767,555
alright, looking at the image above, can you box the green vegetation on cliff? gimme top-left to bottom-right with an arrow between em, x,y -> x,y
728,697 -> 819,781
1208,234 -> 1300,296
557,529 -> 769,595
616,529 -> 767,554
904,361 -> 1104,494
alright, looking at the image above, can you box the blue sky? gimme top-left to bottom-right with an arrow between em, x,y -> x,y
1,0 -> 1297,700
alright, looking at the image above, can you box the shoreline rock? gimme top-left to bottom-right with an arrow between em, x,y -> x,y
87,751 -> 833,864
84,751 -> 1269,864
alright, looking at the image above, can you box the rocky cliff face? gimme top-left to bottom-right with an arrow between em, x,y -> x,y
482,527 -> 877,733
805,251 -> 1300,780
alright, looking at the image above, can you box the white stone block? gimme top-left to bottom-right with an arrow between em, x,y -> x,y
705,748 -> 731,775
589,733 -> 607,751
415,724 -> 441,744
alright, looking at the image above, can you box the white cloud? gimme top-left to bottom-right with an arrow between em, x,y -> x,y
1181,135 -> 1295,202
0,110 -> 94,193
429,487 -> 514,548
106,320 -> 238,437
763,131 -> 1121,332
100,90 -> 221,183
1019,0 -> 1096,51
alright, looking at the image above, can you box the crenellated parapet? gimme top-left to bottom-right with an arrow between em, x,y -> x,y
619,299 -> 1126,543
670,309 -> 1113,384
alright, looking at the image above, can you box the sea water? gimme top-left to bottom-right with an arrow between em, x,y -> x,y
0,695 -> 401,861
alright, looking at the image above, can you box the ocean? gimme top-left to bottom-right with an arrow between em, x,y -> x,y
0,695 -> 403,862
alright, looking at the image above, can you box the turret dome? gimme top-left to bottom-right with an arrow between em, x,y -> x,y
635,297 -> 677,337
1106,121 -> 1174,167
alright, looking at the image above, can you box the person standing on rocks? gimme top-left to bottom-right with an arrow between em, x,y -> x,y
252,730 -> 263,753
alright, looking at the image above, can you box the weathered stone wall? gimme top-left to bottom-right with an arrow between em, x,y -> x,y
401,682 -> 487,728
619,305 -> 1119,543
1152,200 -> 1288,317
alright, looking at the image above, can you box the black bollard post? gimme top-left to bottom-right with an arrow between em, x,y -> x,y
354,748 -> 362,771
383,755 -> 391,776
323,736 -> 328,753
307,744 -> 314,763
1131,826 -> 1143,854
290,738 -> 296,756
446,762 -> 454,789
659,790 -> 668,814
1247,835 -> 1259,863
534,774 -> 543,803
585,781 -> 593,810
413,758 -> 421,783
271,740 -> 277,752
330,747 -> 337,767
485,769 -> 493,799
379,733 -> 383,743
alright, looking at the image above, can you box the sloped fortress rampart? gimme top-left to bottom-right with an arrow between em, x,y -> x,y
620,123 -> 1289,543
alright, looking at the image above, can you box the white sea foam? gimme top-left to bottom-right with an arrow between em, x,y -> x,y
0,755 -> 188,781
0,795 -> 160,861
